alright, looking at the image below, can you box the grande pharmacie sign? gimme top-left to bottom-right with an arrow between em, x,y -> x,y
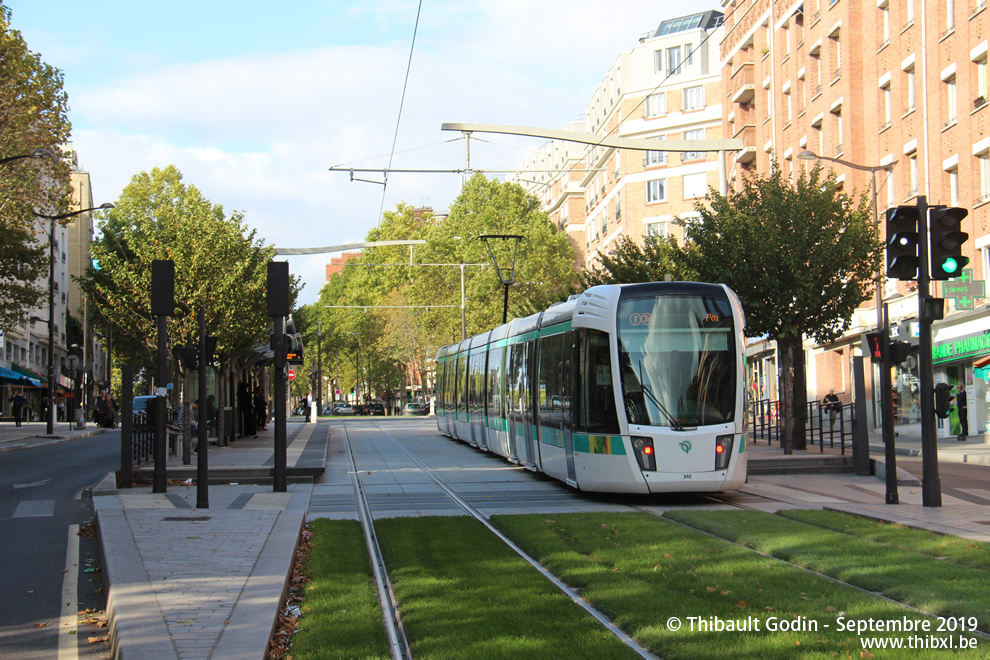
932,331 -> 990,364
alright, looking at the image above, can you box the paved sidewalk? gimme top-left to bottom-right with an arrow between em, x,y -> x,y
93,420 -> 324,660
0,418 -> 106,451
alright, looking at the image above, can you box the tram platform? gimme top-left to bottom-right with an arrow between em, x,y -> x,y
86,418 -> 990,659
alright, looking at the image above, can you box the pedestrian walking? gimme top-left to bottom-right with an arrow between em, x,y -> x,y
11,390 -> 27,427
956,382 -> 968,440
254,387 -> 268,431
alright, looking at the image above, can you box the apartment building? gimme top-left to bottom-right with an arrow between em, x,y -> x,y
720,0 -> 989,432
1,154 -> 106,420
510,11 -> 726,268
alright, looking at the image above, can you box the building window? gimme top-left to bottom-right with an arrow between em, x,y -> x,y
945,75 -> 957,125
645,93 -> 666,117
979,153 -> 990,204
879,1 -> 890,45
881,82 -> 892,127
667,47 -> 682,75
683,172 -> 707,199
654,50 -> 663,74
906,66 -> 916,113
683,85 -> 705,110
976,53 -> 988,104
945,0 -> 955,33
684,43 -> 693,67
645,137 -> 666,166
683,129 -> 705,160
646,222 -> 668,237
908,152 -> 919,198
906,0 -> 914,26
948,167 -> 960,206
647,178 -> 667,203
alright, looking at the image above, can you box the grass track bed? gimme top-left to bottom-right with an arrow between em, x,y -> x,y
290,519 -> 391,659
493,512 -> 984,659
666,509 -> 990,634
777,508 -> 990,570
376,516 -> 639,659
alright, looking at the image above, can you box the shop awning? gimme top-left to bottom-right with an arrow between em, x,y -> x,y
974,355 -> 990,369
0,365 -> 41,387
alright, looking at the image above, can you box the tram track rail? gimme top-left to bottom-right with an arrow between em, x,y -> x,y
342,418 -> 659,660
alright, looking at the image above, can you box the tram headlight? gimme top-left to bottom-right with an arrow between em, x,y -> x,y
631,436 -> 657,471
714,434 -> 733,470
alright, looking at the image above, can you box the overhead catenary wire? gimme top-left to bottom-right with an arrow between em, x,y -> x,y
377,0 -> 424,226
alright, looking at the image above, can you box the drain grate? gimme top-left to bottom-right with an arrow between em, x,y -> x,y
161,516 -> 212,522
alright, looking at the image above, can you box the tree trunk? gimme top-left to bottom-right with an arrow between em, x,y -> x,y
791,338 -> 808,451
777,336 -> 807,453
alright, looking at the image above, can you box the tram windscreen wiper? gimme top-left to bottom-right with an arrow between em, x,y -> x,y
638,361 -> 684,431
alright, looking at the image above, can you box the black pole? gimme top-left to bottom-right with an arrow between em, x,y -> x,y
881,304 -> 898,504
273,315 -> 287,492
502,282 -> 510,324
120,365 -> 133,488
153,314 -> 168,493
852,357 -> 871,476
197,308 -> 209,508
46,216 -> 55,436
917,195 -> 942,507
317,321 -> 322,417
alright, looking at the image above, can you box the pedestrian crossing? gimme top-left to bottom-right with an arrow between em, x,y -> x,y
12,499 -> 55,517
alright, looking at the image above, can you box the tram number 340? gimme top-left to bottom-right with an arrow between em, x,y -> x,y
683,474 -> 692,479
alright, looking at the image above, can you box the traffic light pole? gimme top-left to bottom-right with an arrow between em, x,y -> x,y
273,315 -> 287,492
916,195 -> 942,507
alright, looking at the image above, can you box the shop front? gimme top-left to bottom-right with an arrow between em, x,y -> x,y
930,313 -> 990,437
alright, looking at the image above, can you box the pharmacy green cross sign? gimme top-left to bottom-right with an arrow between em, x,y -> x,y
941,269 -> 986,310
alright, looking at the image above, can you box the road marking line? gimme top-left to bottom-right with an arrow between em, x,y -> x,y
57,523 -> 80,660
13,499 -> 56,517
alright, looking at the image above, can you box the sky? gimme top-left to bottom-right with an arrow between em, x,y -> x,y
7,0 -> 709,305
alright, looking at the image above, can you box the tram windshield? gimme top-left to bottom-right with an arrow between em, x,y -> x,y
618,294 -> 736,427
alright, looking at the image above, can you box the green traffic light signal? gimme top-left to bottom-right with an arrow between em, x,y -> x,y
929,206 -> 969,280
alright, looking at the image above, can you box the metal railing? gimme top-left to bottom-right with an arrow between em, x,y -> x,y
749,398 -> 855,455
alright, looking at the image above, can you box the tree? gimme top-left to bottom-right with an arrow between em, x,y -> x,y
591,165 -> 881,452
0,3 -> 73,328
82,166 -> 279,374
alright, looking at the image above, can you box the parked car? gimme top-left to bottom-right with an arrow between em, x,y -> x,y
335,403 -> 354,415
403,402 -> 427,416
352,404 -> 367,415
366,402 -> 385,416
132,395 -> 172,425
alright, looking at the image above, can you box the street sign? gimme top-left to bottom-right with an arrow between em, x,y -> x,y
288,369 -> 295,381
66,354 -> 79,372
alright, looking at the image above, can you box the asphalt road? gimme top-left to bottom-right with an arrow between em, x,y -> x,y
0,432 -> 118,659
888,455 -> 990,505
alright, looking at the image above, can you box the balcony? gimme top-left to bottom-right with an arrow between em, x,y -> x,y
730,62 -> 755,105
734,146 -> 757,165
732,124 -> 756,143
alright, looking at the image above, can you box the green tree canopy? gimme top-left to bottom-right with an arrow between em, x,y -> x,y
83,166 -> 281,373
0,2 -> 73,328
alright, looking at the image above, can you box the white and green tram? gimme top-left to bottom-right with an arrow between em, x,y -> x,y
434,281 -> 748,494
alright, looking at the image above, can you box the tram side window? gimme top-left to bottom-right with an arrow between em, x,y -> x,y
538,336 -> 552,422
456,355 -> 466,413
520,341 -> 533,427
578,329 -> 620,434
561,331 -> 573,429
548,333 -> 563,430
469,352 -> 483,415
488,346 -> 503,418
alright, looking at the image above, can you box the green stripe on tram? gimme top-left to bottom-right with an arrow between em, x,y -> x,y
572,433 -> 627,456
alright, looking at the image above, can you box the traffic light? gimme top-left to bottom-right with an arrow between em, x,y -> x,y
934,382 -> 953,419
888,340 -> 914,365
863,332 -> 884,363
885,206 -> 920,280
284,316 -> 304,365
928,206 -> 969,280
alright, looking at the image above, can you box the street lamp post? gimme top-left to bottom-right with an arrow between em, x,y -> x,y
33,203 -> 115,435
0,148 -> 54,166
478,235 -> 524,324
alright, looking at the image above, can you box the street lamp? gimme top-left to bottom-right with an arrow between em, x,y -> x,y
0,148 -> 54,166
33,202 -> 115,435
478,234 -> 524,324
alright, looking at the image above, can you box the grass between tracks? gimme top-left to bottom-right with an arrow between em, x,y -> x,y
291,512 -> 989,659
